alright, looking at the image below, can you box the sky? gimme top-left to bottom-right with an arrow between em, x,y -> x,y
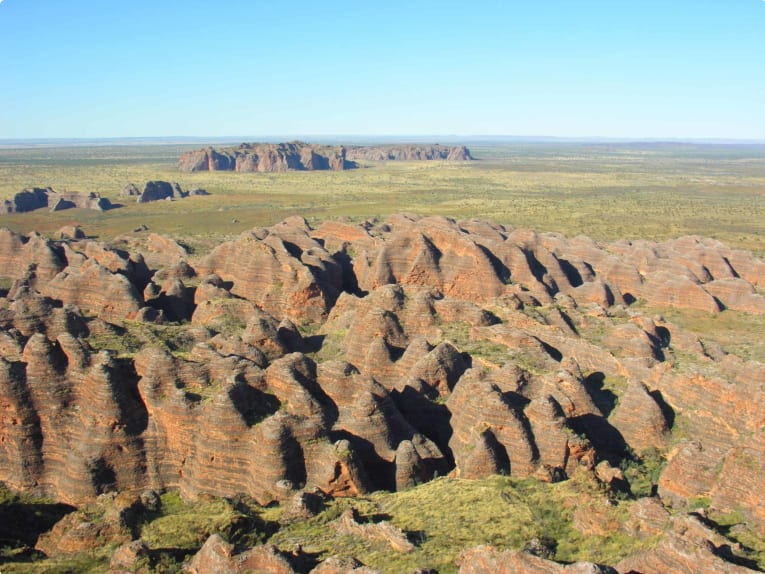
0,0 -> 763,140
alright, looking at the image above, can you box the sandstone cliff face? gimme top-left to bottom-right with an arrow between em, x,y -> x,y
178,142 -> 350,173
0,213 -> 764,565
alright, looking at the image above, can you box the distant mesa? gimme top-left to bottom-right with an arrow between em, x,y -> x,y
121,181 -> 209,203
0,187 -> 113,214
178,142 -> 351,173
345,143 -> 474,162
177,141 -> 474,172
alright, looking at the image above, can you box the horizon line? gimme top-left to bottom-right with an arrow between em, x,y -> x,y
1,134 -> 765,148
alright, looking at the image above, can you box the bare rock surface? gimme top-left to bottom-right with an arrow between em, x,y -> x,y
186,534 -> 296,574
458,546 -> 614,573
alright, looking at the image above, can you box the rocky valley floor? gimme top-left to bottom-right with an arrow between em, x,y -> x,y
0,213 -> 764,573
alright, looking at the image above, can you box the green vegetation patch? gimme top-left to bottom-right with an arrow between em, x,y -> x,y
270,475 -> 654,573
86,320 -> 199,358
139,492 -> 244,551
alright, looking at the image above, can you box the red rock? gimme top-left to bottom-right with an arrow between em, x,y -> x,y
642,271 -> 721,313
704,278 -> 765,314
616,531 -> 759,573
458,545 -> 610,573
198,222 -> 342,322
40,259 -> 143,323
333,508 -> 415,553
609,382 -> 669,453
179,142 -> 348,173
0,228 -> 65,283
345,144 -> 473,161
186,534 -> 296,574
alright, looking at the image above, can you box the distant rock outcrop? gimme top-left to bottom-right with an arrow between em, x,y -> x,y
0,187 -> 113,214
346,144 -> 474,161
177,142 -> 475,172
178,142 -> 351,173
120,180 -> 209,204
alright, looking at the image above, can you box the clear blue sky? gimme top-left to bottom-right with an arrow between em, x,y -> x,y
1,0 -> 763,139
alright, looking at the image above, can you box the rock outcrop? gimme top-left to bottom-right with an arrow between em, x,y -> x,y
177,142 -> 475,172
458,546 -> 613,573
178,142 -> 351,173
0,187 -> 113,213
346,144 -> 474,161
120,180 -> 209,203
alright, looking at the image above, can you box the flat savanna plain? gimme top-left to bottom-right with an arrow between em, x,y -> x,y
0,142 -> 763,257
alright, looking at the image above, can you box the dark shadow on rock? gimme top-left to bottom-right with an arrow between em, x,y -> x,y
583,372 -> 618,417
523,249 -> 548,286
483,428 -> 511,475
391,386 -> 454,465
0,499 -> 76,552
329,429 -> 395,491
689,513 -> 764,570
540,340 -> 563,362
283,434 -> 307,490
569,414 -> 628,464
648,389 -> 675,429
557,258 -> 583,287
303,334 -> 326,353
281,241 -> 303,259
333,250 -> 365,297
111,357 -> 149,436
655,325 -> 671,347
88,457 -> 117,495
477,244 -> 511,284
229,382 -> 281,427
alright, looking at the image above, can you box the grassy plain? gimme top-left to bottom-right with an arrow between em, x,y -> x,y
0,142 -> 763,256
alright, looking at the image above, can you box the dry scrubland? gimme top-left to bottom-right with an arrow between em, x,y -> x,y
0,142 -> 764,573
0,142 -> 763,256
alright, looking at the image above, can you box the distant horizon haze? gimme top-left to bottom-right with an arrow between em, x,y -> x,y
2,135 -> 765,149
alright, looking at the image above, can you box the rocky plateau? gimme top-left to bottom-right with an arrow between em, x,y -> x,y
0,214 -> 763,573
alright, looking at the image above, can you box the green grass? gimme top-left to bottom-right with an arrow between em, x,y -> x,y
85,320 -> 199,358
637,305 -> 765,363
138,492 -> 243,551
269,475 -> 655,573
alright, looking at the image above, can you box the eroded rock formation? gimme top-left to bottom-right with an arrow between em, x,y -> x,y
178,142 -> 351,173
0,187 -> 113,214
0,214 -> 763,572
177,142 -> 475,172
345,144 -> 474,161
120,180 -> 210,203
